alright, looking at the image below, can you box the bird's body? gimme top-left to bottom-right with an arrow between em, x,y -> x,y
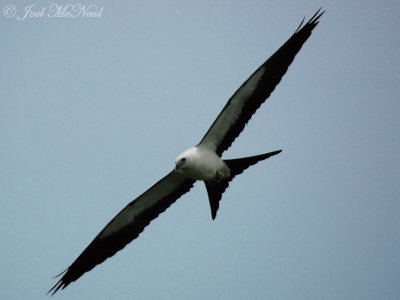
175,146 -> 230,181
49,9 -> 324,295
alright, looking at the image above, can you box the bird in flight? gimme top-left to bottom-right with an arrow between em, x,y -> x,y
49,9 -> 324,295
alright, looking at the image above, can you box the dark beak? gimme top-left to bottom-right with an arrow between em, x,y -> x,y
175,160 -> 185,170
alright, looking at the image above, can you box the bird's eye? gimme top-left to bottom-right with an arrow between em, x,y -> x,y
181,157 -> 186,162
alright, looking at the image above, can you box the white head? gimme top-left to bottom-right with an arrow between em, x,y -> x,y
175,147 -> 197,172
174,146 -> 225,181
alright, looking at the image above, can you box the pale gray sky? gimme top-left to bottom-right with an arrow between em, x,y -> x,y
1,1 -> 399,299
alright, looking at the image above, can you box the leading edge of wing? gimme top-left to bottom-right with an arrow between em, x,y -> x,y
48,171 -> 195,295
198,9 -> 324,156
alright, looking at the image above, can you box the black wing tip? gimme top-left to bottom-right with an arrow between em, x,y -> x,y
309,7 -> 325,25
47,279 -> 67,296
295,8 -> 325,33
47,270 -> 69,296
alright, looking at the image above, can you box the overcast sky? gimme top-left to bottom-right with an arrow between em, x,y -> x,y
1,1 -> 399,299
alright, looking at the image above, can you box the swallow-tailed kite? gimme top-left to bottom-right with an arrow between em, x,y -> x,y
49,9 -> 324,295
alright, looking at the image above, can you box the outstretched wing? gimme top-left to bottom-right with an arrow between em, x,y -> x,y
49,171 -> 195,295
198,9 -> 324,156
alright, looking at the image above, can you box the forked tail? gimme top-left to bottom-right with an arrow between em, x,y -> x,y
205,150 -> 282,219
